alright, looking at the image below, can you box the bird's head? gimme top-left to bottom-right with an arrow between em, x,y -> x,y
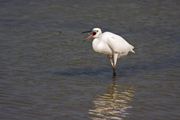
90,28 -> 102,38
82,28 -> 102,42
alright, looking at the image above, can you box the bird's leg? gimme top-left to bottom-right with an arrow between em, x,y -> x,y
109,58 -> 114,67
113,53 -> 118,76
110,59 -> 116,76
113,53 -> 118,67
110,58 -> 116,76
109,57 -> 116,76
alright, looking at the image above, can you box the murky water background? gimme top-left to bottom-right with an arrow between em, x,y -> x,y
0,0 -> 180,120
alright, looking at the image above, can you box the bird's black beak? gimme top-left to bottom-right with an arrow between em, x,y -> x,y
82,30 -> 92,34
82,30 -> 92,43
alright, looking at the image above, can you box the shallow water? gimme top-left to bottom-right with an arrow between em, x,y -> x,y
0,0 -> 180,120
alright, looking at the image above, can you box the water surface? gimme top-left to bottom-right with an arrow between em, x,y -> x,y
0,0 -> 180,120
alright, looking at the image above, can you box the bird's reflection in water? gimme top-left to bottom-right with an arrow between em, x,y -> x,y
89,78 -> 135,120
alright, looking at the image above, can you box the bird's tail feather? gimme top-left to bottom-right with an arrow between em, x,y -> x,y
131,46 -> 135,53
131,49 -> 135,53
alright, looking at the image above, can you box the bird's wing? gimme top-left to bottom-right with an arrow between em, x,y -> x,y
107,35 -> 125,53
107,34 -> 134,54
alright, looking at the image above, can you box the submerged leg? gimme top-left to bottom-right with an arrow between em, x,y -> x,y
113,66 -> 116,76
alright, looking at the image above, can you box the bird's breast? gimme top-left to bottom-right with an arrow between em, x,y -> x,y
92,39 -> 112,55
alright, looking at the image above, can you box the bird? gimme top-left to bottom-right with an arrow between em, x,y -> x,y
82,28 -> 135,76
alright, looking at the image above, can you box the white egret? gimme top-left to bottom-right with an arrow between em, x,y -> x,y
82,28 -> 135,76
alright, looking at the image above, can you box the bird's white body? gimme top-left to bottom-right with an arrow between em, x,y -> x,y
92,31 -> 134,58
84,28 -> 134,76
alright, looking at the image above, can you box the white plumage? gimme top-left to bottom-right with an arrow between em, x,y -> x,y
84,28 -> 134,76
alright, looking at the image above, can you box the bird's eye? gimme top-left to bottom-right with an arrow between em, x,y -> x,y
96,30 -> 98,32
